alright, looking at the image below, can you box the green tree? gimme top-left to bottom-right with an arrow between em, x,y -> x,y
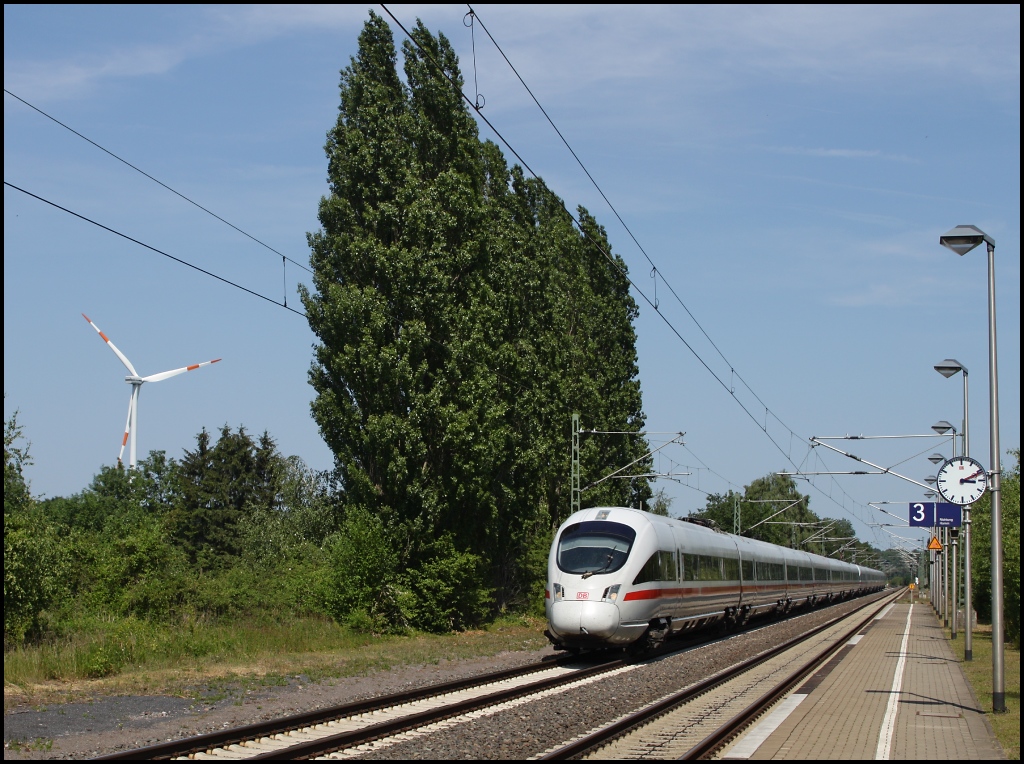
302,13 -> 650,618
648,487 -> 673,517
41,451 -> 175,533
698,474 -> 811,546
4,406 -> 31,516
4,409 -> 73,643
970,448 -> 1020,647
170,426 -> 286,569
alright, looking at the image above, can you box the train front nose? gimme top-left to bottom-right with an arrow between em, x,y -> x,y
549,600 -> 620,640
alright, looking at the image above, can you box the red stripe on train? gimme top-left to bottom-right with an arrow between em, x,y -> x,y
622,583 -> 840,602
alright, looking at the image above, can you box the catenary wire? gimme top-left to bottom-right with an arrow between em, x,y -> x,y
463,6 -> 827,470
465,6 -> 777,418
461,8 -> 888,543
380,5 -> 875,540
4,181 -> 307,317
4,88 -> 313,276
3,183 -> 567,405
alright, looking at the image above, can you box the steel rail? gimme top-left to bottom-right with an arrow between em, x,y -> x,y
247,658 -> 631,760
93,591 -> 888,761
92,655 -> 575,761
96,629 -> 733,761
92,608 -> 769,760
538,589 -> 899,760
679,589 -> 905,760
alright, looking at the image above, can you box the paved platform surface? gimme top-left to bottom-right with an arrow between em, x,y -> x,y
722,599 -> 1004,760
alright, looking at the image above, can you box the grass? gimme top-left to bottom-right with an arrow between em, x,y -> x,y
3,613 -> 549,711
3,738 -> 53,753
947,624 -> 1020,760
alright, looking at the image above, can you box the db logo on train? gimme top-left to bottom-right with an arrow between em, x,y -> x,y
577,592 -> 589,599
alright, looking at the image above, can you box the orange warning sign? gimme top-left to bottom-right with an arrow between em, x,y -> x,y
928,535 -> 943,551
909,583 -> 916,590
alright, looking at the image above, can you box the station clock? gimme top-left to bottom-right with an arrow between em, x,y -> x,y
935,455 -> 988,506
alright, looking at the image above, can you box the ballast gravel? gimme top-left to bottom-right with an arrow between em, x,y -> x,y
2,593 -> 885,760
3,647 -> 556,760
353,594 -> 888,760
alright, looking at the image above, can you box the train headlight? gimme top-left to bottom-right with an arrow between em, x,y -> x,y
553,583 -> 564,601
603,584 -> 621,602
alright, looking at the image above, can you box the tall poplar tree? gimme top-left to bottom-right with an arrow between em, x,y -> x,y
303,13 -> 650,614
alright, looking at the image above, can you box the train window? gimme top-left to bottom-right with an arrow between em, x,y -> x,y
698,555 -> 723,581
661,550 -> 678,581
757,561 -> 784,581
684,553 -> 699,581
800,566 -> 813,581
632,550 -> 677,585
557,521 -> 636,575
742,559 -> 754,581
815,567 -> 828,581
723,558 -> 740,581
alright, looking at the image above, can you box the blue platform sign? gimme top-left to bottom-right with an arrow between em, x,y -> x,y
909,502 -> 963,527
936,503 -> 963,527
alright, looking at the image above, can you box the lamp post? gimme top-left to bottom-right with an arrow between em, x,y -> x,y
926,473 -> 949,627
923,464 -> 941,611
935,359 -> 973,659
930,421 -> 956,622
939,224 -> 1004,713
925,469 -> 939,612
932,420 -> 956,449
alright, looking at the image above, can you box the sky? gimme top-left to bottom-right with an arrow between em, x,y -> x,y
4,4 -> 1020,558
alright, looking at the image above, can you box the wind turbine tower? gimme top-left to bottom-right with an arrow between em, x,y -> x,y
82,313 -> 221,468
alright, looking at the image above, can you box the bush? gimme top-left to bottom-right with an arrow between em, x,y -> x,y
315,508 -> 404,632
402,537 -> 492,633
4,511 -> 74,644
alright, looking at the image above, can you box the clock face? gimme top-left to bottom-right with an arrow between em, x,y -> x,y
936,456 -> 988,505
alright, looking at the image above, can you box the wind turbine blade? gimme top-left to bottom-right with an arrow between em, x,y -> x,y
117,394 -> 132,465
82,313 -> 138,376
142,358 -> 221,384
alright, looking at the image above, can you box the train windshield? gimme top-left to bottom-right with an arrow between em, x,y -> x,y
557,521 -> 636,575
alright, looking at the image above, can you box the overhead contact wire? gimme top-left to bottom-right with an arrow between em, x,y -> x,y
382,5 -> 871,530
4,181 -> 306,318
462,7 -> 873,528
3,88 -> 313,276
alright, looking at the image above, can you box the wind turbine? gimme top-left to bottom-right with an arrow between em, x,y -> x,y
82,313 -> 221,468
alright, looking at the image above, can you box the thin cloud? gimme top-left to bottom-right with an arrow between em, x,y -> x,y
6,6 -> 1017,105
771,174 -> 993,207
829,282 -> 924,308
5,44 -> 191,102
3,5 -> 373,102
766,146 -> 917,163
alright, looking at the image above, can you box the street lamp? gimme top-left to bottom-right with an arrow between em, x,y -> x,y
939,224 -> 1004,712
935,358 -> 974,659
928,453 -> 946,465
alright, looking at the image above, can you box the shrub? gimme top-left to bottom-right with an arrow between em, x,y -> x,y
402,537 -> 491,633
316,508 -> 404,632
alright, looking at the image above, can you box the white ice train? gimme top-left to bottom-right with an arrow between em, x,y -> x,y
545,507 -> 885,650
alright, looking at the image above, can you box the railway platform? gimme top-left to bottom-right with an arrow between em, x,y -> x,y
721,598 -> 1005,760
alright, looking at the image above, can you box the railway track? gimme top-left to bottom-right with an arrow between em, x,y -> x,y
94,652 -> 634,761
95,593 -> 891,761
537,588 -> 904,760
